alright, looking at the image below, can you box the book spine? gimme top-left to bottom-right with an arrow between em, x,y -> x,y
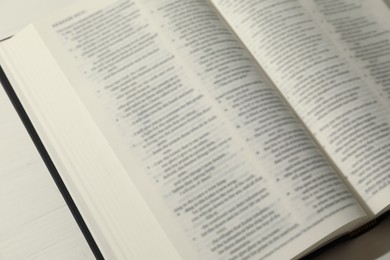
348,219 -> 378,238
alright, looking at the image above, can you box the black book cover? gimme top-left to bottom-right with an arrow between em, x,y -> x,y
0,65 -> 104,260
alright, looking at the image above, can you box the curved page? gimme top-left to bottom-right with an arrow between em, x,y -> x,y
1,0 -> 368,259
211,0 -> 390,215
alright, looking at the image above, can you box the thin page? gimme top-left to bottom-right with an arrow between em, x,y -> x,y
309,1 -> 390,110
15,0 -> 370,259
211,0 -> 390,215
308,0 -> 390,214
0,82 -> 93,259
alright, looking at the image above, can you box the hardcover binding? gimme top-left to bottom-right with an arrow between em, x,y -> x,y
0,65 -> 104,260
348,219 -> 378,238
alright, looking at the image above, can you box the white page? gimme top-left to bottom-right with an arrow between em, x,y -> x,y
211,0 -> 390,215
9,0 -> 367,259
0,23 -> 183,260
310,0 -> 390,106
0,83 -> 93,259
0,0 -> 78,40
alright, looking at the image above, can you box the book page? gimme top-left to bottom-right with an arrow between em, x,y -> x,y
0,82 -> 93,259
9,0 -> 368,259
0,24 -> 183,260
311,0 -> 390,102
211,0 -> 390,215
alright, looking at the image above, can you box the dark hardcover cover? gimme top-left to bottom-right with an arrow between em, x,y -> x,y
0,65 -> 104,260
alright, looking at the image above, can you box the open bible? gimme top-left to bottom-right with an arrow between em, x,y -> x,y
1,0 -> 390,259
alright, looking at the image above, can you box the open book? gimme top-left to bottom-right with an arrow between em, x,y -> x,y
1,0 -> 390,259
